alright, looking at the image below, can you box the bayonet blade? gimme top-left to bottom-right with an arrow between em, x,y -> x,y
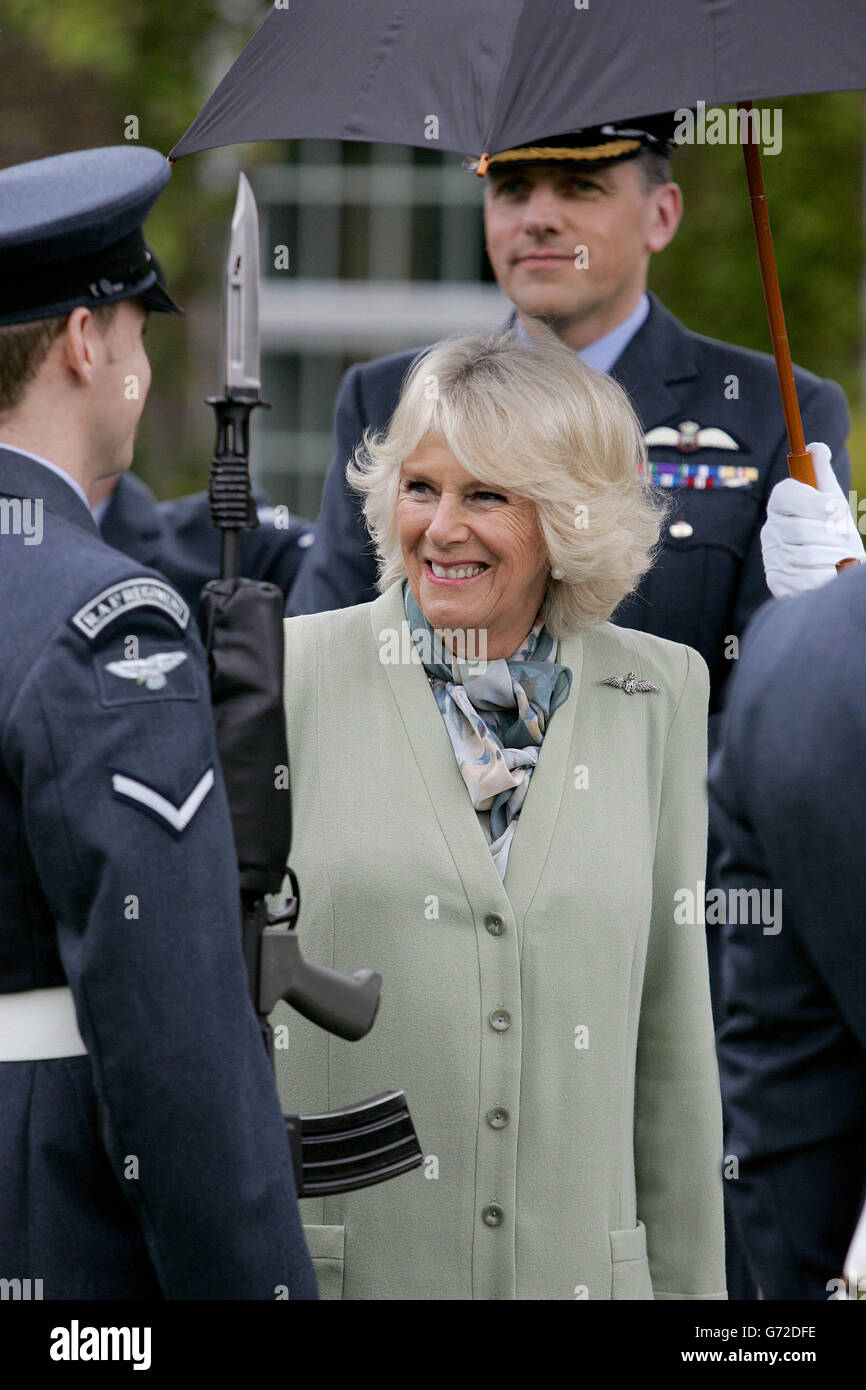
224,171 -> 261,397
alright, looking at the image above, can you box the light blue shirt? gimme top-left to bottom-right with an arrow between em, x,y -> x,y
514,292 -> 650,375
0,442 -> 93,515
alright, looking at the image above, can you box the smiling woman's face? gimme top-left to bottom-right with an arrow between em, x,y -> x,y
396,435 -> 550,660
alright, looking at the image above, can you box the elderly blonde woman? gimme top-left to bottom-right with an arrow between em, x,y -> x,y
273,328 -> 726,1301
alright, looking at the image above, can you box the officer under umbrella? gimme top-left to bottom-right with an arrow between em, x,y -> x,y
0,146 -> 317,1299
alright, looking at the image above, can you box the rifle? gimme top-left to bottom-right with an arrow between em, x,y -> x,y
199,174 -> 422,1197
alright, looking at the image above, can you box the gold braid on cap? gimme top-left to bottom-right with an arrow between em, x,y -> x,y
469,138 -> 641,176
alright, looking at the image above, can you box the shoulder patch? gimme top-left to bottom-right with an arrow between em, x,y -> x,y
94,638 -> 198,707
71,578 -> 189,641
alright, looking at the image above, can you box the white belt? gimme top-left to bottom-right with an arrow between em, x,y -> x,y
0,987 -> 87,1061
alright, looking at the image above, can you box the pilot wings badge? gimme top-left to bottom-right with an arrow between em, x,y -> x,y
601,671 -> 660,695
105,651 -> 189,691
644,420 -> 740,453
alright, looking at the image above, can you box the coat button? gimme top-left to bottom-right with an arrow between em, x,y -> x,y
669,520 -> 694,538
484,913 -> 505,936
486,1106 -> 510,1129
481,1203 -> 505,1227
489,1008 -> 511,1032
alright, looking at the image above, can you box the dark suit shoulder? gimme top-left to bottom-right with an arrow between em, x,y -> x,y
745,567 -> 865,681
691,329 -> 835,400
651,296 -> 840,400
7,506 -> 184,609
721,570 -> 866,774
349,343 -> 432,418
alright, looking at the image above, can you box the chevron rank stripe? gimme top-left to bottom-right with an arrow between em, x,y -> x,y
111,767 -> 215,835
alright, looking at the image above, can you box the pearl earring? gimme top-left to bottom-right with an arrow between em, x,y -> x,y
551,567 -> 564,580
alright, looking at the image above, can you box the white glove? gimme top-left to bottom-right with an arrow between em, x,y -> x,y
761,441 -> 865,598
843,1193 -> 866,1299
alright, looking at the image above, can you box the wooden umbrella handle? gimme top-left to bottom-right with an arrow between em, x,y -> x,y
740,103 -> 814,482
741,104 -> 858,571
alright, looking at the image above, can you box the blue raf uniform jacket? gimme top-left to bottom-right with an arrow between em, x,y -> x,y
286,293 -> 850,720
708,567 -> 866,1300
100,471 -> 315,618
0,447 -> 317,1300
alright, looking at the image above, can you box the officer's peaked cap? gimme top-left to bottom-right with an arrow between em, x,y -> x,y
466,113 -> 677,176
0,146 -> 183,326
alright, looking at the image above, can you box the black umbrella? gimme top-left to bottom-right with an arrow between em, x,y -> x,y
170,0 -> 866,503
171,0 -> 863,163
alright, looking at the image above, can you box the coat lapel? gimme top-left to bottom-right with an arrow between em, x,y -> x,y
610,293 -> 699,430
370,585 -> 511,915
499,628 -> 582,931
368,585 -> 583,930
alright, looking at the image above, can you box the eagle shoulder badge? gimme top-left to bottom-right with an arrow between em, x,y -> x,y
105,651 -> 188,691
94,641 -> 198,707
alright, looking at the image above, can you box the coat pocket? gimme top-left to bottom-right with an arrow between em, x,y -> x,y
609,1219 -> 654,1300
303,1224 -> 345,1300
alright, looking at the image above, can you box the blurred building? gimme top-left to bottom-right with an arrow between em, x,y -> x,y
250,140 -> 510,519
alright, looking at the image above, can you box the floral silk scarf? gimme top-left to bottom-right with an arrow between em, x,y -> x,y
403,582 -> 573,880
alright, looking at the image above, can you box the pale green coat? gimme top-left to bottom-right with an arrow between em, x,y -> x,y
273,582 -> 726,1300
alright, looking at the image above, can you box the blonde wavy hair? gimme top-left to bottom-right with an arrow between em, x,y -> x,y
345,325 -> 669,636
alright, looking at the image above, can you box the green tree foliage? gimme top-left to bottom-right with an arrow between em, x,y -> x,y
3,0 -> 264,493
651,95 -> 864,406
2,2 -> 268,294
651,95 -> 866,491
3,0 -> 256,137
